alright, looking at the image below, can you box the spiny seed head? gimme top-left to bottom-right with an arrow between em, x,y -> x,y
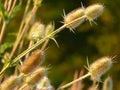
63,7 -> 85,30
20,50 -> 45,74
36,76 -> 53,90
0,75 -> 21,90
25,67 -> 47,85
45,22 -> 54,37
85,3 -> 104,22
29,22 -> 45,40
32,23 -> 45,40
28,22 -> 40,40
89,57 -> 112,82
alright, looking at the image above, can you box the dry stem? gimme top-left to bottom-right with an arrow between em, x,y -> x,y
57,73 -> 91,90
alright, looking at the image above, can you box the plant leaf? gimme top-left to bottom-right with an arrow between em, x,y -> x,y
0,42 -> 14,54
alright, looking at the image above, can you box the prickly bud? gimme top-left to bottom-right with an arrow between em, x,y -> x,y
85,4 -> 104,22
63,8 -> 85,30
89,57 -> 112,82
36,76 -> 53,90
25,67 -> 47,85
20,50 -> 45,74
29,22 -> 45,40
45,22 -> 54,37
0,75 -> 21,90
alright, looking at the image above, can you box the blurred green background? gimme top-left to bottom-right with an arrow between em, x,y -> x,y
1,0 -> 120,89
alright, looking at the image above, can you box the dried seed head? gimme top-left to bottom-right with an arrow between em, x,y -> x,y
0,75 -> 21,90
29,22 -> 45,40
32,23 -> 45,40
89,57 -> 112,82
63,7 -> 85,30
20,50 -> 45,74
25,67 -> 47,85
85,4 -> 104,22
36,76 -> 53,90
28,22 -> 40,40
45,22 -> 54,37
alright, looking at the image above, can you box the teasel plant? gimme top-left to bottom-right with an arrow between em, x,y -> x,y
0,0 -> 116,90
57,56 -> 114,90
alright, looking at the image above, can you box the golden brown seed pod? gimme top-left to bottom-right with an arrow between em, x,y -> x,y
0,75 -> 21,90
25,67 -> 47,85
63,7 -> 85,30
20,50 -> 45,74
85,4 -> 104,22
89,57 -> 112,82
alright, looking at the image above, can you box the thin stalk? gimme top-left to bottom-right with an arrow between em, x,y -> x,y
0,0 -> 17,44
18,84 -> 27,90
8,0 -> 17,16
7,0 -> 12,12
0,22 -> 7,44
0,0 -> 8,44
12,37 -> 47,64
57,73 -> 91,90
0,0 -> 7,23
0,15 -> 86,75
0,62 -> 10,75
10,5 -> 38,58
14,0 -> 31,43
24,0 -> 31,15
4,0 -> 8,10
16,0 -> 31,41
25,40 -> 34,59
18,0 -> 31,58
41,38 -> 50,51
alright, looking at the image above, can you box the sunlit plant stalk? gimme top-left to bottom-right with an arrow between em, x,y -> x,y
10,0 -> 40,58
0,15 -> 86,75
0,0 -> 17,44
0,5 -> 105,90
0,3 -> 104,74
57,56 -> 113,90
